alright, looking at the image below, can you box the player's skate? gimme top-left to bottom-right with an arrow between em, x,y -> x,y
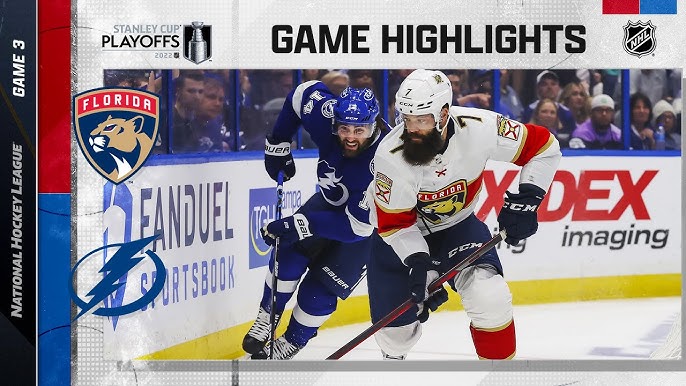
242,307 -> 281,354
251,336 -> 302,360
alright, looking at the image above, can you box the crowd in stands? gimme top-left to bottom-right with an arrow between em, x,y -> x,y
104,68 -> 682,154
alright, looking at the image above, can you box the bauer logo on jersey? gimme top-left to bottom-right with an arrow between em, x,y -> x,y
73,87 -> 159,184
497,114 -> 521,141
416,180 -> 467,224
623,20 -> 656,58
374,172 -> 393,205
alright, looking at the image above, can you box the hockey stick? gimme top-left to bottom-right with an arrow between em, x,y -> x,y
326,229 -> 506,360
268,171 -> 285,360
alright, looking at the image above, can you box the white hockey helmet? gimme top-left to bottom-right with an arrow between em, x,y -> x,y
395,69 -> 452,133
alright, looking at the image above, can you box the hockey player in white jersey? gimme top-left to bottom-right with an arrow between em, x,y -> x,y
367,69 -> 561,360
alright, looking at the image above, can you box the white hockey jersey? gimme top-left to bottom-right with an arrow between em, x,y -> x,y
370,106 -> 561,262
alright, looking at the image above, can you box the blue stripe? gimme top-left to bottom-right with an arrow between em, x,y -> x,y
38,194 -> 71,386
640,0 -> 677,14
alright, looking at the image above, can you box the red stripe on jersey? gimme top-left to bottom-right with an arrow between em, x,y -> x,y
376,206 -> 417,236
464,173 -> 484,207
513,124 -> 554,166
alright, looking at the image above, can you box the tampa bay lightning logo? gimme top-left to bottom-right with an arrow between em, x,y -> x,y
69,234 -> 166,321
317,160 -> 349,206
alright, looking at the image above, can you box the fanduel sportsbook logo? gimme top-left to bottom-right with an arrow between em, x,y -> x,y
69,234 -> 166,323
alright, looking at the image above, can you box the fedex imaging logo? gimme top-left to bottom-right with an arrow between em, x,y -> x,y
249,187 -> 304,269
602,0 -> 677,14
73,87 -> 159,184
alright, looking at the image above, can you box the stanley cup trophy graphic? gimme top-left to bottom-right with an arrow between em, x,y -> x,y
184,21 -> 211,64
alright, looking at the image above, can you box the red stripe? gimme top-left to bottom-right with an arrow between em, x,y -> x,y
376,207 -> 417,235
464,173 -> 483,207
513,124 -> 553,167
603,0 -> 639,14
38,0 -> 71,193
470,320 -> 516,360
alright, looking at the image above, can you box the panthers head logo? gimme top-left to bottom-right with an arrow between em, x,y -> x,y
89,115 -> 152,181
416,180 -> 467,224
419,195 -> 464,224
74,88 -> 159,184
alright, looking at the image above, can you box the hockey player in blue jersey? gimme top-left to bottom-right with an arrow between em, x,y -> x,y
243,81 -> 389,360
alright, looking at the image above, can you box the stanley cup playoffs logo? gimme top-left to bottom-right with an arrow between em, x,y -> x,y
73,87 -> 159,184
623,20 -> 656,58
183,21 -> 212,64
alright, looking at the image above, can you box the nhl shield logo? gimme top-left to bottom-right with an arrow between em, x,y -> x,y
73,87 -> 159,184
623,20 -> 656,58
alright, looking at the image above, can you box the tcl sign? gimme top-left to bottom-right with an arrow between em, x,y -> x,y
476,170 -> 658,222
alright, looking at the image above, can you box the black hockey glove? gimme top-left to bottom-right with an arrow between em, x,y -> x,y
405,252 -> 448,322
416,285 -> 449,323
497,183 -> 546,246
264,135 -> 295,182
260,213 -> 313,246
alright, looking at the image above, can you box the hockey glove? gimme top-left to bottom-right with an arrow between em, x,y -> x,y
260,213 -> 313,246
416,285 -> 449,323
497,183 -> 545,246
405,252 -> 441,302
264,135 -> 295,182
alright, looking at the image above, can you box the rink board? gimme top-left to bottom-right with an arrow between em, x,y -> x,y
74,154 -> 681,360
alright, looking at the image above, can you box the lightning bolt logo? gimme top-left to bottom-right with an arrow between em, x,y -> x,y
69,234 -> 166,321
317,160 -> 349,206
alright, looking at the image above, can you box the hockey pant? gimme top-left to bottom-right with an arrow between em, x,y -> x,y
368,213 -> 515,359
259,234 -> 371,347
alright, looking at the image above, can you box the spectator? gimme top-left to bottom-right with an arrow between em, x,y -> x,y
243,97 -> 285,151
302,69 -> 326,83
630,69 -> 668,106
652,100 -> 680,150
445,70 -> 467,105
348,69 -> 377,91
570,94 -> 622,150
628,92 -> 654,150
193,75 -> 230,152
171,71 -> 205,153
499,69 -> 524,121
320,71 -> 350,96
529,98 -> 570,148
560,81 -> 591,125
522,70 -> 576,132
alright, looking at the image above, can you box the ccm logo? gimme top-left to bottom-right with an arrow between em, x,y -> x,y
398,101 -> 413,106
503,202 -> 538,212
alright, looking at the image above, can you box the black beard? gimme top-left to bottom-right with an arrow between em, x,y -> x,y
400,129 -> 444,165
338,136 -> 370,158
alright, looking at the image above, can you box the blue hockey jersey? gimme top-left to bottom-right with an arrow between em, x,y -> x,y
270,81 -> 388,243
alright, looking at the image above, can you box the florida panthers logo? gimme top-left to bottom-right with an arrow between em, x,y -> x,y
73,88 -> 159,184
416,180 -> 467,224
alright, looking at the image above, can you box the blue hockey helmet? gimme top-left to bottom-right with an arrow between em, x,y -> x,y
333,87 -> 379,137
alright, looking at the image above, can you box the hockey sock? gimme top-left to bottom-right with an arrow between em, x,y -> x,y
469,319 -> 516,359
